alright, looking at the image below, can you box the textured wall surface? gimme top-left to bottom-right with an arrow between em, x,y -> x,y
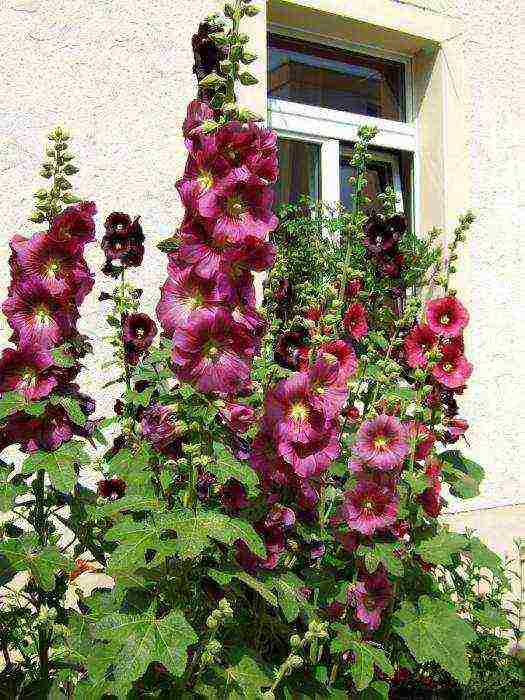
1,1 -> 524,516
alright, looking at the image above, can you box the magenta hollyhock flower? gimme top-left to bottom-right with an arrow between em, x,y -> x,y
443,417 -> 469,443
171,308 -> 254,395
178,218 -> 230,279
156,267 -> 225,337
405,421 -> 436,461
219,401 -> 256,433
215,120 -> 260,168
426,296 -> 469,338
348,570 -> 392,631
122,313 -> 157,365
250,429 -> 292,483
48,201 -> 97,251
343,302 -> 368,340
418,459 -> 442,518
341,479 -> 399,536
140,403 -> 184,456
223,235 -> 276,274
176,135 -> 231,217
10,231 -> 94,302
354,415 -> 409,470
98,477 -> 127,500
182,99 -> 215,139
0,347 -> 57,400
404,323 -> 438,368
277,423 -> 340,478
2,278 -> 77,349
432,339 -> 473,389
198,172 -> 278,242
348,454 -> 367,475
307,360 -> 348,421
313,339 -> 358,384
264,373 -> 326,443
220,480 -> 249,511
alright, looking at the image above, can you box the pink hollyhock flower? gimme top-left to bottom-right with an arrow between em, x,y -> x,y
215,121 -> 260,168
432,339 -> 473,389
405,421 -> 435,461
404,323 -> 438,368
250,429 -> 292,484
343,302 -> 368,340
264,373 -> 326,443
277,423 -> 340,478
182,99 -> 215,139
418,458 -> 443,518
156,267 -> 225,337
198,172 -> 278,242
48,201 -> 97,252
348,454 -> 367,475
219,401 -> 256,433
223,235 -> 276,274
171,308 -> 254,395
140,403 -> 184,457
426,296 -> 469,338
307,359 -> 348,421
0,347 -> 57,400
313,339 -> 358,384
98,477 -> 127,500
354,415 -> 409,470
10,232 -> 94,303
176,135 -> 231,216
341,479 -> 399,536
122,313 -> 157,365
178,218 -> 230,279
348,570 -> 392,631
2,279 -> 77,349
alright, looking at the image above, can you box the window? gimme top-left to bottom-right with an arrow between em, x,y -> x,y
268,30 -> 417,223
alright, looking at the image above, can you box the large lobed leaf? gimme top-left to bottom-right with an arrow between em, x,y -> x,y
21,440 -> 90,492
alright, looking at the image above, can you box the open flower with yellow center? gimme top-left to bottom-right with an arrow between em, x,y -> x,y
354,414 -> 409,470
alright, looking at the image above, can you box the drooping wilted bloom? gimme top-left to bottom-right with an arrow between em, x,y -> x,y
418,458 -> 443,517
140,403 -> 184,456
354,414 -> 409,470
98,477 -> 127,500
341,479 -> 399,536
10,231 -> 94,303
171,308 -> 255,395
2,278 -> 77,349
425,295 -> 469,338
219,401 -> 256,433
404,323 -> 438,368
48,201 -> 97,252
432,339 -> 473,389
343,302 -> 368,340
0,347 -> 57,400
443,417 -> 469,443
347,569 -> 392,631
220,480 -> 249,512
156,267 -> 225,337
122,313 -> 157,365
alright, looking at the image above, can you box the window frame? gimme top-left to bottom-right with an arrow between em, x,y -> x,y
267,23 -> 419,226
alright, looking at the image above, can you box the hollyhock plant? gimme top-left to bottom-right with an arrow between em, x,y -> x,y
98,477 -> 127,500
140,403 -> 184,455
406,420 -> 436,462
277,423 -> 341,478
340,479 -> 399,535
0,347 -> 57,400
343,302 -> 368,340
264,373 -> 326,443
219,401 -> 256,433
354,414 -> 409,470
47,200 -> 97,251
101,212 -> 145,275
348,569 -> 392,631
176,134 -> 231,216
426,295 -> 469,338
122,312 -> 157,365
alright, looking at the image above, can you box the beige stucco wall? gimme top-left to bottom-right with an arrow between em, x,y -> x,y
1,1 -> 524,576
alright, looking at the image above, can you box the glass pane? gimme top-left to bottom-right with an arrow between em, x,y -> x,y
268,34 -> 406,122
340,149 -> 398,214
275,138 -> 321,209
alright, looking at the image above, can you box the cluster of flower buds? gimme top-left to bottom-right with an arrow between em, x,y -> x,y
0,132 -> 97,452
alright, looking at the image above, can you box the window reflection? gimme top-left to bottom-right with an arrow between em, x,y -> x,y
275,138 -> 321,209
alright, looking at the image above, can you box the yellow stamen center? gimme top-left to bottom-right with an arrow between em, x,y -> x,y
373,436 -> 389,450
198,169 -> 214,190
227,195 -> 247,219
290,402 -> 308,422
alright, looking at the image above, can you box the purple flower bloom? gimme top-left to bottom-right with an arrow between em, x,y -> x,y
140,403 -> 184,456
0,347 -> 57,400
340,479 -> 399,536
354,415 -> 409,470
122,313 -> 157,365
348,570 -> 392,631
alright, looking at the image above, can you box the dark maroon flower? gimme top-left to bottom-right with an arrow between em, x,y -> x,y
101,213 -> 145,274
220,480 -> 249,512
418,458 -> 443,518
48,201 -> 97,252
363,213 -> 407,255
347,569 -> 392,631
98,477 -> 127,500
122,313 -> 157,365
274,328 -> 310,371
140,403 -> 184,456
404,323 -> 438,368
405,421 -> 435,461
0,347 -> 57,400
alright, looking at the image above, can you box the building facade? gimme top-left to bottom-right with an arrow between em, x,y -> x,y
1,0 -> 524,591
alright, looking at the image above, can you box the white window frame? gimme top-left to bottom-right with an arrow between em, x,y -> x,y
268,23 -> 418,226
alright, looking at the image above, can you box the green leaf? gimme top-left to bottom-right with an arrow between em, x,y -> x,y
440,450 -> 485,499
223,648 -> 272,698
209,568 -> 278,608
0,466 -> 28,512
105,515 -> 175,571
415,530 -> 467,566
51,347 -> 77,368
165,507 -> 265,559
0,391 -> 26,420
1,536 -> 71,591
360,681 -> 390,699
238,71 -> 258,86
272,572 -> 313,622
394,596 -> 476,683
21,441 -> 89,492
107,445 -> 152,487
54,396 -> 86,426
357,543 -> 404,577
472,603 -> 512,630
23,400 -> 48,417
330,627 -> 393,692
91,493 -> 161,520
210,442 -> 259,493
466,536 -> 506,578
95,608 -> 197,688
403,471 -> 430,495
